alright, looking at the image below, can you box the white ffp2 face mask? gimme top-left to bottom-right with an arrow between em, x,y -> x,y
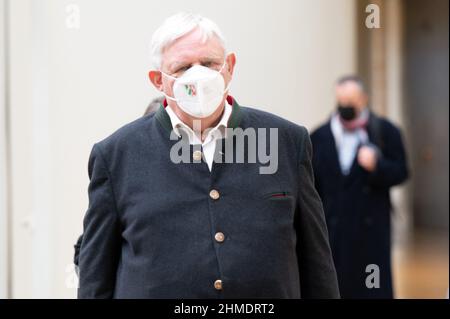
161,63 -> 230,118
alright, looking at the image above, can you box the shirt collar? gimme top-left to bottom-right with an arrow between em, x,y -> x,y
165,101 -> 233,144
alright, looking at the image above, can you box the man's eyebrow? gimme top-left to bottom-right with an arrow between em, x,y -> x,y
168,61 -> 189,72
169,56 -> 223,71
201,55 -> 223,61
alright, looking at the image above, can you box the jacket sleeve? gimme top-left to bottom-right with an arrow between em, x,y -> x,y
368,123 -> 409,188
310,132 -> 323,199
78,144 -> 121,299
295,127 -> 340,299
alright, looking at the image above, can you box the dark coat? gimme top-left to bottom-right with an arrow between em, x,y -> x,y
310,112 -> 408,299
77,97 -> 340,299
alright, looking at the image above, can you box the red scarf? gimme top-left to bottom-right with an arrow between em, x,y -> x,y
339,114 -> 368,131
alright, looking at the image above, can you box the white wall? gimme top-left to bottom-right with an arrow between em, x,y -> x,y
7,0 -> 356,298
0,0 -> 10,299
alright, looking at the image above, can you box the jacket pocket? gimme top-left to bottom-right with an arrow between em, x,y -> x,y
263,191 -> 292,200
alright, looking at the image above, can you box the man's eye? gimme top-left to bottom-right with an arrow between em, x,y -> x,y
175,66 -> 190,73
203,62 -> 222,70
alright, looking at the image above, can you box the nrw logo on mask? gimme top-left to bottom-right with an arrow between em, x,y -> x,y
184,84 -> 197,97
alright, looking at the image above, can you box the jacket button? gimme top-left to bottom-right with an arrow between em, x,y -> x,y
214,279 -> 223,290
209,189 -> 220,200
215,232 -> 225,243
193,150 -> 202,161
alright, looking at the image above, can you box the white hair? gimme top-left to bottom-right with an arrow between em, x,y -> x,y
150,12 -> 227,70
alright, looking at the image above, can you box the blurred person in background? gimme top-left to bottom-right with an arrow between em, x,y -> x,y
310,75 -> 409,298
144,96 -> 165,116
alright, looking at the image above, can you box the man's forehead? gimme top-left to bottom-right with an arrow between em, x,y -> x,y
336,82 -> 363,95
161,28 -> 225,68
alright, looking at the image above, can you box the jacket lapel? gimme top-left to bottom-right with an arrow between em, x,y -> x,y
324,121 -> 344,178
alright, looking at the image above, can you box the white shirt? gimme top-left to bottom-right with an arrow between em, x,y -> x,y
165,102 -> 232,171
330,110 -> 369,175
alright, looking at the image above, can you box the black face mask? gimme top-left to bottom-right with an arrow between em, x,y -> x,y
337,104 -> 357,121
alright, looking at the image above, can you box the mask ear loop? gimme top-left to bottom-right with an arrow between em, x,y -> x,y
159,70 -> 178,101
219,62 -> 232,95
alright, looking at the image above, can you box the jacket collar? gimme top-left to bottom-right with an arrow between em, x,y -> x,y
155,95 -> 243,134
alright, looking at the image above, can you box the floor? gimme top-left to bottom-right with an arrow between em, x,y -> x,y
393,230 -> 449,299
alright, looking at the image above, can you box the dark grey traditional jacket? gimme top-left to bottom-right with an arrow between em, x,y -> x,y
77,96 -> 339,299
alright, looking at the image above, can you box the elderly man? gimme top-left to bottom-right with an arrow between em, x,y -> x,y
78,12 -> 339,299
311,76 -> 408,299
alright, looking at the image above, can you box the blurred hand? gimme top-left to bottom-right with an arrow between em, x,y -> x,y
357,146 -> 378,172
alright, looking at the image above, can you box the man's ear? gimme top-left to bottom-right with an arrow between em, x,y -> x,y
225,52 -> 236,77
361,93 -> 369,108
149,70 -> 163,91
